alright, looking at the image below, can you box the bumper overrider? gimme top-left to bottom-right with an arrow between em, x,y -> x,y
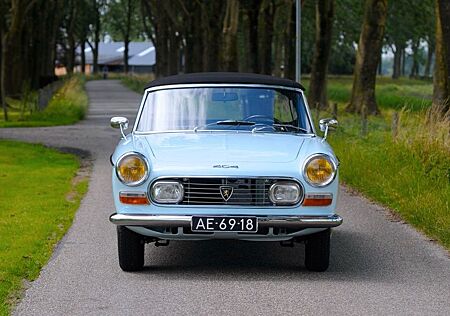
109,213 -> 343,228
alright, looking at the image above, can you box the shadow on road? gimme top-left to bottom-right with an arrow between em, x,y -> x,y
137,230 -> 395,282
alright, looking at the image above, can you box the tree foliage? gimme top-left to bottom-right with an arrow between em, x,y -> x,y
0,0 -> 444,121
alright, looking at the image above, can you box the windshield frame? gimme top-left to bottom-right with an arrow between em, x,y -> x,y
132,83 -> 316,136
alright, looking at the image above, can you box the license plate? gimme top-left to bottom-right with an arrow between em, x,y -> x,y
191,216 -> 258,233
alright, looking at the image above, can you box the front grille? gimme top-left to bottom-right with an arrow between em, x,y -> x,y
156,177 -> 300,207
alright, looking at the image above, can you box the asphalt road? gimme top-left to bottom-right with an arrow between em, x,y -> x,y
2,80 -> 449,315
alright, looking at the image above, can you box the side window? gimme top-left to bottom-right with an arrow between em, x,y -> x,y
274,93 -> 298,124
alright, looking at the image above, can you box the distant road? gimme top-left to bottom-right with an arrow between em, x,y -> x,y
1,80 -> 449,315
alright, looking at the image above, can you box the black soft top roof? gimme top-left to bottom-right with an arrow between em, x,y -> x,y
145,72 -> 305,90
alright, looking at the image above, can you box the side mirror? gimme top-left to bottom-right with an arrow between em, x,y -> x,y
111,117 -> 129,139
319,118 -> 338,142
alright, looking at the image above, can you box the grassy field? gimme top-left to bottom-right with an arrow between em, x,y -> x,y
121,74 -> 449,249
0,140 -> 88,315
0,75 -> 88,128
303,76 -> 433,112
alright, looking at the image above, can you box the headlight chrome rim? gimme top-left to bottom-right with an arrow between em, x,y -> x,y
268,181 -> 303,205
115,152 -> 149,186
150,180 -> 184,204
303,153 -> 337,187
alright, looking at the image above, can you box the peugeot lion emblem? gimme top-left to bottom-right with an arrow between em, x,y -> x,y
220,186 -> 233,201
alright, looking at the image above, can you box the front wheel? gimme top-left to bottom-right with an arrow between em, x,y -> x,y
304,229 -> 331,272
117,226 -> 144,271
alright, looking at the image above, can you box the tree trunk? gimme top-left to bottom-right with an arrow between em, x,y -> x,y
401,47 -> 406,76
183,1 -> 203,73
123,0 -> 133,74
346,0 -> 387,115
168,27 -> 179,75
308,0 -> 335,109
424,40 -> 435,77
437,0 -> 450,114
67,38 -> 75,74
433,0 -> 449,112
392,45 -> 403,79
409,40 -> 420,78
202,1 -> 225,71
81,41 -> 86,74
93,40 -> 99,74
157,13 -> 169,76
124,39 -> 129,74
92,0 -> 101,74
284,1 -> 296,80
47,0 -> 62,79
221,0 -> 240,71
258,0 -> 275,75
378,52 -> 383,75
1,34 -> 7,121
246,0 -> 262,73
272,3 -> 287,77
438,0 -> 450,78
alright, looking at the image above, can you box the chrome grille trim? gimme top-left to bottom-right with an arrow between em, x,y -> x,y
149,176 -> 304,208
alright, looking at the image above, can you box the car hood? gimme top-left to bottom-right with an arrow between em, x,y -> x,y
139,132 -> 306,163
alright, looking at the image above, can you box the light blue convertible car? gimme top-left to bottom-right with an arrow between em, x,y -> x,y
109,72 -> 342,272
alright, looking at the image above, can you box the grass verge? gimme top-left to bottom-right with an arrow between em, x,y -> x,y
121,74 -> 154,94
0,75 -> 88,128
326,105 -> 450,249
304,76 -> 448,249
0,140 -> 89,315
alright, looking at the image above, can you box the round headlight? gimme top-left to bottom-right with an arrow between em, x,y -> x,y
303,154 -> 337,187
116,152 -> 148,186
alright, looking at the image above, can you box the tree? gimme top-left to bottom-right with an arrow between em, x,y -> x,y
241,0 -> 262,73
106,0 -> 141,74
328,0 -> 362,75
308,0 -> 335,109
385,0 -> 412,79
424,34 -> 435,78
141,0 -> 185,76
87,0 -> 106,74
221,0 -> 240,71
63,0 -> 79,75
346,0 -> 388,115
258,0 -> 276,74
432,0 -> 450,114
1,0 -> 39,121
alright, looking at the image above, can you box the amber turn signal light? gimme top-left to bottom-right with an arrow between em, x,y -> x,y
302,193 -> 333,206
119,192 -> 149,205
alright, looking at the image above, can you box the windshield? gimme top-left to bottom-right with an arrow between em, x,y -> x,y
136,86 -> 313,133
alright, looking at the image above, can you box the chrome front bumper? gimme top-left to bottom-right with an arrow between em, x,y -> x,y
109,213 -> 343,229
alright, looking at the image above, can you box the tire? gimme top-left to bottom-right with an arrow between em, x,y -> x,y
304,228 -> 331,272
117,226 -> 144,271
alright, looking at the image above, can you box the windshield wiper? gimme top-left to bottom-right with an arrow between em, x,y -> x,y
273,124 -> 309,133
194,120 -> 255,132
216,120 -> 255,126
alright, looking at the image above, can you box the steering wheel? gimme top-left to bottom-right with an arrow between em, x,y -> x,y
243,114 -> 273,122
